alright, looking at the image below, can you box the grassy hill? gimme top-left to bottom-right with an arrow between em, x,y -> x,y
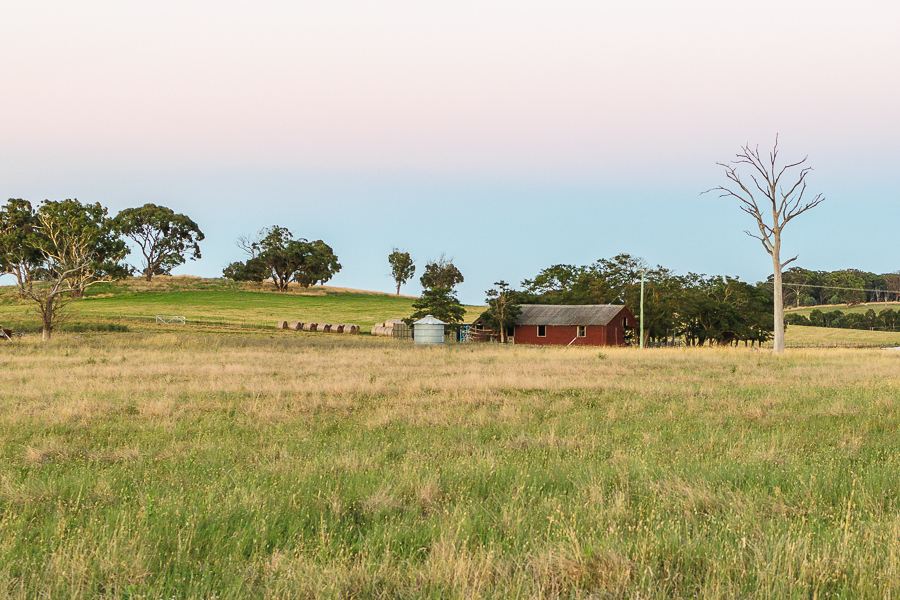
0,276 -> 487,333
786,301 -> 900,317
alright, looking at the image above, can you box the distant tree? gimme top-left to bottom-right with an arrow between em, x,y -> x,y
880,309 -> 899,330
420,254 -> 464,290
407,285 -> 465,325
883,273 -> 900,302
222,259 -> 267,285
825,270 -> 866,305
521,264 -> 585,297
387,248 -> 415,295
707,137 -> 824,353
112,204 -> 204,281
480,281 -> 522,343
780,267 -> 817,308
294,239 -> 341,288
784,313 -> 811,326
823,310 -> 844,327
223,226 -> 341,291
808,309 -> 825,327
0,198 -> 129,340
677,275 -> 773,346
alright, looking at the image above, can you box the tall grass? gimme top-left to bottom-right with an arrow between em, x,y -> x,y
1,334 -> 900,598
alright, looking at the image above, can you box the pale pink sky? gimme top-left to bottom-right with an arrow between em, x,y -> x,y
2,1 -> 899,299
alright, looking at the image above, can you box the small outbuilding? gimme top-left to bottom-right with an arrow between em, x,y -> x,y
509,304 -> 636,346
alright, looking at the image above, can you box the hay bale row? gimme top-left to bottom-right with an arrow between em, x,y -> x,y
370,320 -> 404,336
277,321 -> 359,334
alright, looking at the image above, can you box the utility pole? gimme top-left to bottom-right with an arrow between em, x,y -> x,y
640,268 -> 645,349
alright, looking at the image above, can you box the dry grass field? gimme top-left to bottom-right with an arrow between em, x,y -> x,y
2,332 -> 900,598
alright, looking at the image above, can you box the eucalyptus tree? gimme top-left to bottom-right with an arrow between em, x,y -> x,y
223,226 -> 340,291
388,248 -> 415,295
481,281 -> 522,343
112,204 -> 204,281
0,198 -> 129,340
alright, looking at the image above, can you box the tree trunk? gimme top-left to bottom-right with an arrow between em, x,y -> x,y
772,251 -> 785,354
396,282 -> 401,295
145,271 -> 153,282
42,296 -> 53,341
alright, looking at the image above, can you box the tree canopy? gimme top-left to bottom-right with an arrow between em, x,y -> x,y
223,226 -> 341,292
479,281 -> 522,343
112,203 -> 204,281
0,198 -> 129,339
388,249 -> 415,295
406,285 -> 465,325
420,255 -> 464,290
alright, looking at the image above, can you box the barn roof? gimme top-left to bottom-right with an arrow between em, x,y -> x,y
515,304 -> 629,326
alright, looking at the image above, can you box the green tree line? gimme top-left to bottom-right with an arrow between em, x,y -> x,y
777,267 -> 900,307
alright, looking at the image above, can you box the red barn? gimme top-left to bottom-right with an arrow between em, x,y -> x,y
511,304 -> 637,346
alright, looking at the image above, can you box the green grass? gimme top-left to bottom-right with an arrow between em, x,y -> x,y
0,276 -> 486,333
774,325 -> 900,348
2,335 -> 900,597
786,301 -> 900,317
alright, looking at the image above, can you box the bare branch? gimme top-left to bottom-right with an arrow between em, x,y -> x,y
781,255 -> 799,269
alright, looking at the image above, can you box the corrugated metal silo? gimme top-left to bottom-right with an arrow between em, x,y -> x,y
413,315 -> 445,345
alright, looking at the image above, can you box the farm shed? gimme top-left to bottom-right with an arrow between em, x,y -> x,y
475,304 -> 637,346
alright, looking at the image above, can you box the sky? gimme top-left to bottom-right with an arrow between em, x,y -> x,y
2,1 -> 898,304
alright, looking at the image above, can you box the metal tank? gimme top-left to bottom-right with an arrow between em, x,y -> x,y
413,315 -> 445,345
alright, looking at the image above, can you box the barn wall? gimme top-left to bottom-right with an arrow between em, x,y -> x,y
511,307 -> 638,347
514,325 -> 609,346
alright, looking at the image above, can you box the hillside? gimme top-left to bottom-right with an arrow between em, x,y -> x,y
0,276 -> 487,333
785,301 -> 900,317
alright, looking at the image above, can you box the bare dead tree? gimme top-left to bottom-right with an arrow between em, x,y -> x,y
706,137 -> 824,353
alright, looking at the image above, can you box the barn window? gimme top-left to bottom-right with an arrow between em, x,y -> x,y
537,325 -> 546,337
577,325 -> 586,337
622,317 -> 627,328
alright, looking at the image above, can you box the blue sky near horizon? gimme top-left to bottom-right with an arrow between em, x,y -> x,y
2,1 -> 898,304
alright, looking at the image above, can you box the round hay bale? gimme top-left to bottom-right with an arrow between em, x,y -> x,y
302,322 -> 317,331
331,324 -> 344,333
317,323 -> 331,332
385,319 -> 403,326
289,321 -> 303,331
276,320 -> 288,330
342,324 -> 358,334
